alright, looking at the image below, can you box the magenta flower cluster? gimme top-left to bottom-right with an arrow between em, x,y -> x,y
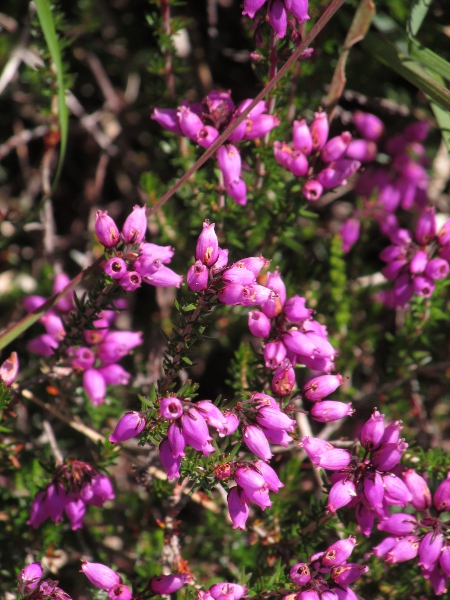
25,273 -> 74,357
197,581 -> 247,600
374,471 -> 450,595
26,287 -> 141,406
340,115 -> 431,253
247,268 -> 338,394
152,91 -> 279,205
97,205 -> 182,289
223,459 -> 284,529
379,207 -> 450,307
158,397 -> 233,479
301,409 -> 409,534
187,221 -> 275,308
81,561 -> 189,600
303,374 -> 354,423
274,110 -> 362,201
18,562 -> 72,600
242,0 -> 309,39
27,460 -> 114,530
286,536 -> 368,600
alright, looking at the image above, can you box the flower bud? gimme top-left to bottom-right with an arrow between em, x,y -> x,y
402,469 -> 431,511
121,205 -> 147,244
267,0 -> 288,38
104,257 -> 128,279
293,119 -> 313,154
327,479 -> 357,512
352,111 -> 385,141
302,179 -> 323,201
382,473 -> 411,506
52,273 -> 74,313
109,412 -> 146,443
289,563 -> 311,586
289,151 -> 308,176
81,562 -> 121,590
95,210 -> 120,248
160,397 -> 183,420
315,448 -> 352,470
197,125 -> 220,149
321,132 -> 352,163
144,265 -> 183,288
243,424 -> 273,460
178,105 -> 203,140
331,564 -> 368,586
385,536 -> 420,564
187,261 -> 209,291
244,115 -> 280,140
0,351 -> 19,387
371,440 -> 408,471
425,257 -> 449,280
378,513 -> 417,535
418,532 -> 443,571
209,583 -> 247,600
303,374 -> 343,401
227,486 -> 249,530
340,218 -> 360,253
225,178 -> 247,206
159,438 -> 181,480
284,295 -> 313,322
263,341 -> 287,369
150,574 -> 189,595
98,364 -> 130,385
360,409 -> 385,450
217,145 -> 242,183
414,206 -> 436,245
412,275 -> 435,297
310,111 -> 329,151
83,369 -> 106,406
119,271 -> 142,291
196,222 -> 219,267
108,584 -> 132,600
345,139 -> 377,162
409,250 -> 428,274
434,473 -> 450,512
321,537 -> 357,567
65,498 -> 86,530
151,108 -> 183,134
248,310 -> 271,338
271,360 -> 295,396
311,401 -> 354,422
18,562 -> 43,593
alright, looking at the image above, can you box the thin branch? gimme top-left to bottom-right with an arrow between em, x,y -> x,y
146,0 -> 348,217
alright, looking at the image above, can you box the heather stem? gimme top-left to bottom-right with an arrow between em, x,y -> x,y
160,296 -> 211,394
160,0 -> 176,99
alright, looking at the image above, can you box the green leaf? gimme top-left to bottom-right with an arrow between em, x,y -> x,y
35,0 -> 69,191
363,32 -> 450,112
409,40 -> 450,82
181,356 -> 193,365
407,0 -> 433,38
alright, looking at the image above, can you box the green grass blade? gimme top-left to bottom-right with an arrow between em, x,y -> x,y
407,0 -> 433,38
409,40 -> 450,83
363,33 -> 450,112
34,0 -> 68,191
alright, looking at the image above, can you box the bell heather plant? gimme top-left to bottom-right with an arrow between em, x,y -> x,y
0,0 -> 449,599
